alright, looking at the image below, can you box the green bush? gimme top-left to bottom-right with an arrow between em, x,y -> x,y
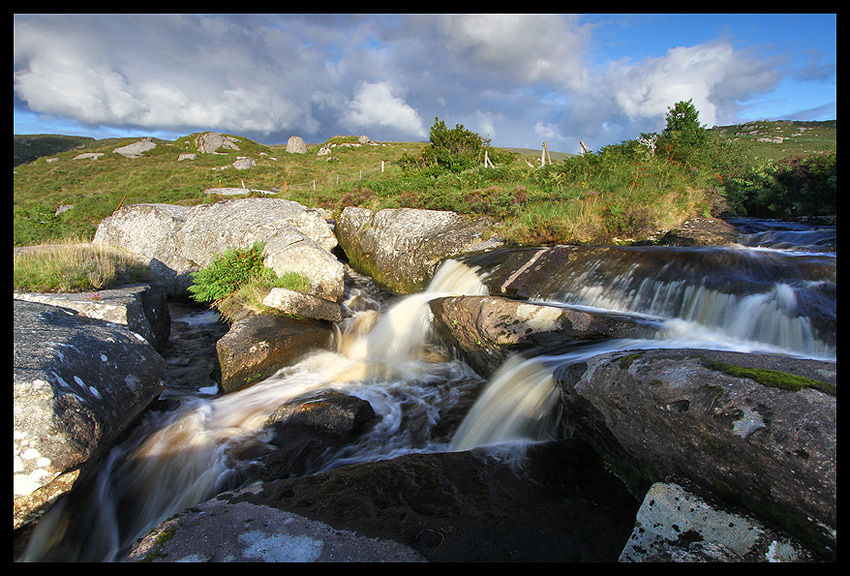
722,153 -> 836,217
188,241 -> 277,303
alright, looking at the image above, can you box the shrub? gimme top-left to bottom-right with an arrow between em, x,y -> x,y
188,242 -> 277,303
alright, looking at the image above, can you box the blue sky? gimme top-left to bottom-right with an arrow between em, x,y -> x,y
13,13 -> 836,154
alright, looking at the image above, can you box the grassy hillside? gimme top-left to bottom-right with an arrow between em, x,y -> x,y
710,119 -> 836,161
13,120 -> 835,248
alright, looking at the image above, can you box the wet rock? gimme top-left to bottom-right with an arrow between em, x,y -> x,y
554,347 -> 836,560
654,216 -> 741,246
261,391 -> 379,479
215,314 -> 332,393
430,295 -> 660,377
130,440 -> 641,562
126,491 -> 426,562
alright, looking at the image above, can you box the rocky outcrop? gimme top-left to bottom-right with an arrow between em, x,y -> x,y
129,440 -> 641,562
430,295 -> 661,377
14,300 -> 167,531
194,132 -> 240,154
553,347 -> 836,560
335,206 -> 502,294
215,314 -> 333,393
93,198 -> 344,301
113,138 -> 156,159
13,283 -> 170,350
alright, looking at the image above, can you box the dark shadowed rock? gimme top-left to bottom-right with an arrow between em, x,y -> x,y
130,440 -> 641,562
554,347 -> 836,560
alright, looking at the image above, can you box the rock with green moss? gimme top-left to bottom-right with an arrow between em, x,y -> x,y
554,347 -> 836,560
335,206 -> 502,295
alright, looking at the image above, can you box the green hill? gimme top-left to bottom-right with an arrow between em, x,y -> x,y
13,120 -> 836,247
14,134 -> 95,167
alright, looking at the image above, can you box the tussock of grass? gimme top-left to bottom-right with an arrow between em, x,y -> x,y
13,239 -> 150,293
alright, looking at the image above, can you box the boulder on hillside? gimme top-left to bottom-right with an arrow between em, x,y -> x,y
286,136 -> 308,153
429,295 -> 661,377
94,199 -> 345,301
13,283 -> 170,350
13,300 -> 167,531
113,138 -> 156,159
215,314 -> 333,393
335,206 -> 503,294
554,347 -> 836,560
195,132 -> 240,154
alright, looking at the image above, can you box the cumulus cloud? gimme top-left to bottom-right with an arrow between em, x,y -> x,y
342,81 -> 427,138
604,40 -> 783,128
13,14 -> 822,150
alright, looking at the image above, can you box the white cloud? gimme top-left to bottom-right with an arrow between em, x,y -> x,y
604,40 -> 782,128
342,81 -> 427,138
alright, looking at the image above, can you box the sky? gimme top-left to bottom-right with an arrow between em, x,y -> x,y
13,13 -> 837,154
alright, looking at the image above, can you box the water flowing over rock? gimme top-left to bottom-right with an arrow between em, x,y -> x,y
430,295 -> 661,378
94,198 -> 344,301
335,206 -> 503,294
15,217 -> 836,562
554,347 -> 836,560
13,300 -> 167,531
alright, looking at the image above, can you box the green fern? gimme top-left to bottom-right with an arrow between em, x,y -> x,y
188,241 -> 277,303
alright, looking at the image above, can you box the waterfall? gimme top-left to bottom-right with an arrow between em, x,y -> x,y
20,220 -> 836,561
22,259 -> 491,562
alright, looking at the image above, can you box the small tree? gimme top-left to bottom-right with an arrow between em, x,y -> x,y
398,117 -> 491,174
659,99 -> 708,166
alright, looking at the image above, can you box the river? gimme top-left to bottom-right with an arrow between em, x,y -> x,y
21,218 -> 836,561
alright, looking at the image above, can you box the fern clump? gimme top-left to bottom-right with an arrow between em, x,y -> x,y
188,241 -> 277,303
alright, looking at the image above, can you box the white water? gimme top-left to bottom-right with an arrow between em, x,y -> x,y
22,221 -> 836,561
22,260 -> 491,561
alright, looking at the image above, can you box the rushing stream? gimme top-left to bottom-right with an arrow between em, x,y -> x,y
21,218 -> 836,562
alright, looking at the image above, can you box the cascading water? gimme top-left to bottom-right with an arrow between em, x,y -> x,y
21,260 -> 491,562
21,219 -> 836,562
451,219 -> 835,450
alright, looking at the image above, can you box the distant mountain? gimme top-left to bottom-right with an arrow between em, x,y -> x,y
14,134 -> 96,167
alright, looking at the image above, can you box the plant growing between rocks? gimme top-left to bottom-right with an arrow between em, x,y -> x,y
188,241 -> 312,321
